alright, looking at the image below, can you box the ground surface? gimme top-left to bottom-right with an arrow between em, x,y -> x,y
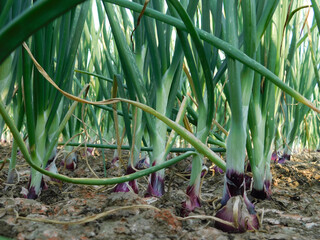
0,143 -> 319,240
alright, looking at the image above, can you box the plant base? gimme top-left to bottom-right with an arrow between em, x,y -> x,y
180,185 -> 201,217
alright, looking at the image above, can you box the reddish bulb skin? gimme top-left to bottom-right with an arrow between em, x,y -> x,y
135,157 -> 150,169
216,170 -> 260,233
251,179 -> 272,200
145,162 -> 165,198
278,153 -> 290,164
271,151 -> 279,162
113,180 -> 139,194
25,176 -> 47,199
214,165 -> 224,174
60,161 -> 77,170
110,156 -> 120,168
215,196 -> 259,233
86,147 -> 94,155
114,166 -> 139,194
60,153 -> 77,170
113,157 -> 150,195
145,173 -> 165,197
221,170 -> 245,206
180,185 -> 201,217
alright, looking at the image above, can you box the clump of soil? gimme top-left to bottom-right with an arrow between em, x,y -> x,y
0,143 -> 319,239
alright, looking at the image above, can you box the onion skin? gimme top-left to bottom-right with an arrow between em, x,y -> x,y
278,153 -> 290,164
113,157 -> 150,194
145,173 -> 165,197
135,156 -> 150,169
215,196 -> 259,233
44,161 -> 60,183
60,152 -> 77,170
180,185 -> 201,217
251,179 -> 272,200
110,156 -> 120,168
114,166 -> 139,194
145,162 -> 165,197
271,151 -> 279,162
25,177 -> 47,199
26,186 -> 39,199
221,170 -> 245,206
216,170 -> 259,232
113,180 -> 139,194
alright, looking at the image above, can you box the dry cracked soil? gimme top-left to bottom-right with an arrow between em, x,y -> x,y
0,143 -> 319,240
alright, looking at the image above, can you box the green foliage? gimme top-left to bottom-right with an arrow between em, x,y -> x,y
0,0 -> 319,228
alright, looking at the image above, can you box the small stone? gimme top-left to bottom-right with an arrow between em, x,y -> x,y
268,233 -> 288,240
305,222 -> 318,229
85,231 -> 96,237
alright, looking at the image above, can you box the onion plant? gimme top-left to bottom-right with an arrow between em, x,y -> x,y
166,0 -> 218,216
96,1 -> 151,194
246,0 -> 293,200
0,1 -> 91,198
1,0 -> 320,234
102,0 -> 188,197
282,20 -> 319,160
212,0 -> 260,232
246,1 -> 316,198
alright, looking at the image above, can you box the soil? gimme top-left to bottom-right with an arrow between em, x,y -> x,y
0,143 -> 319,240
